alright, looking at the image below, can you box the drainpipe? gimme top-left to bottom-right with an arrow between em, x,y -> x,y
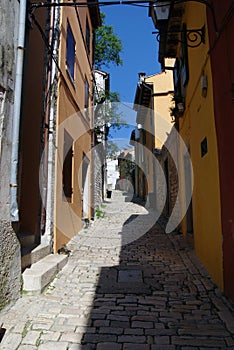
42,2 -> 60,246
10,0 -> 27,222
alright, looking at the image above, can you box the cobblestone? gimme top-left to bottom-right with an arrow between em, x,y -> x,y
38,342 -> 69,350
123,344 -> 150,350
131,321 -> 154,328
21,330 -> 41,345
0,191 -> 234,349
96,343 -> 121,350
0,332 -> 22,350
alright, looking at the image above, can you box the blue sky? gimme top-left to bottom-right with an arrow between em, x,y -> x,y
101,4 -> 161,148
102,4 -> 161,102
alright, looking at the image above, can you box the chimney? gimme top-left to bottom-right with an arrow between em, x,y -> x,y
138,72 -> 146,83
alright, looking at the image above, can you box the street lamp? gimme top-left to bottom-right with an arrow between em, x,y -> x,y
150,0 -> 218,48
153,1 -> 171,23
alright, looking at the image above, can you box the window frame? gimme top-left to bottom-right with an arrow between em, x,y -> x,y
63,130 -> 74,202
84,77 -> 89,109
66,21 -> 76,82
86,18 -> 91,54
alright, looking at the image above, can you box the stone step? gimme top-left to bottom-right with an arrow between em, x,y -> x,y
22,254 -> 68,294
21,244 -> 51,270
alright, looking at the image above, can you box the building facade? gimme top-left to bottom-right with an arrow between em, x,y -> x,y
0,0 -> 101,308
133,73 -> 154,201
118,148 -> 135,192
0,0 -> 21,310
53,1 -> 101,251
133,66 -> 178,219
93,69 -> 111,209
208,0 -> 234,301
144,63 -> 177,218
150,0 -> 234,301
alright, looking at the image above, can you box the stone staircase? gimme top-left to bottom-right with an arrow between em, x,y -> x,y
18,234 -> 68,294
21,243 -> 51,270
22,253 -> 68,294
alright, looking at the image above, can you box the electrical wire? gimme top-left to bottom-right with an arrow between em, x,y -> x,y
31,14 -> 61,77
29,0 -> 219,32
30,1 -> 153,10
30,0 -> 214,9
29,0 -> 172,15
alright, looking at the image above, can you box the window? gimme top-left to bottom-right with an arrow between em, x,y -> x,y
201,137 -> 208,157
66,22 -> 75,81
63,130 -> 74,201
86,18 -> 91,54
84,78 -> 89,109
173,59 -> 181,100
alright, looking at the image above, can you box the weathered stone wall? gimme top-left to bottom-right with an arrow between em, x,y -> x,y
0,0 -> 18,219
0,0 -> 21,310
155,127 -> 181,230
0,0 -> 19,219
0,221 -> 21,311
93,144 -> 104,212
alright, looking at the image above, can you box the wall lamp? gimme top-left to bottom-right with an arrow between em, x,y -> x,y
151,0 -> 218,48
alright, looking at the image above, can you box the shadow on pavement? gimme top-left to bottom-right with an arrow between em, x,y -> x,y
79,193 -> 233,350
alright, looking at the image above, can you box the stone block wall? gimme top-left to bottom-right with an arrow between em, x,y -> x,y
0,221 -> 21,311
93,145 -> 104,212
0,0 -> 21,310
155,128 -> 181,229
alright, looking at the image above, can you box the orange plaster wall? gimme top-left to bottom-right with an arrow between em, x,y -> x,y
54,6 -> 94,252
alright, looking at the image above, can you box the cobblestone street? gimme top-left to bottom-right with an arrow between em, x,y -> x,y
0,190 -> 234,350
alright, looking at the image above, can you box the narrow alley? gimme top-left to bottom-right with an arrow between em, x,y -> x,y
0,190 -> 234,350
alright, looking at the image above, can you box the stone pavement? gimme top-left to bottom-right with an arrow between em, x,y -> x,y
0,190 -> 234,350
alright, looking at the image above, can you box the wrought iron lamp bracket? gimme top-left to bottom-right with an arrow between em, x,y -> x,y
153,24 -> 206,48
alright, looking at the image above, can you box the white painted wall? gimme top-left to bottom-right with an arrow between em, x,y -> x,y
106,158 -> 119,190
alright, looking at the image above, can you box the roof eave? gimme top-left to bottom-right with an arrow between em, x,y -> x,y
88,0 -> 101,29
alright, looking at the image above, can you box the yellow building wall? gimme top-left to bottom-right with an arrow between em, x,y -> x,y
138,68 -> 174,198
178,4 -> 223,289
143,109 -> 154,195
146,63 -> 174,150
145,65 -> 174,210
54,6 -> 94,252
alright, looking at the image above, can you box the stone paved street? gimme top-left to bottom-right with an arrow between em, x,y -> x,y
0,190 -> 234,349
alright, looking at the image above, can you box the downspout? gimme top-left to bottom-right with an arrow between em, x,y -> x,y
91,75 -> 95,220
42,1 -> 60,246
39,6 -> 52,238
10,0 -> 27,222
